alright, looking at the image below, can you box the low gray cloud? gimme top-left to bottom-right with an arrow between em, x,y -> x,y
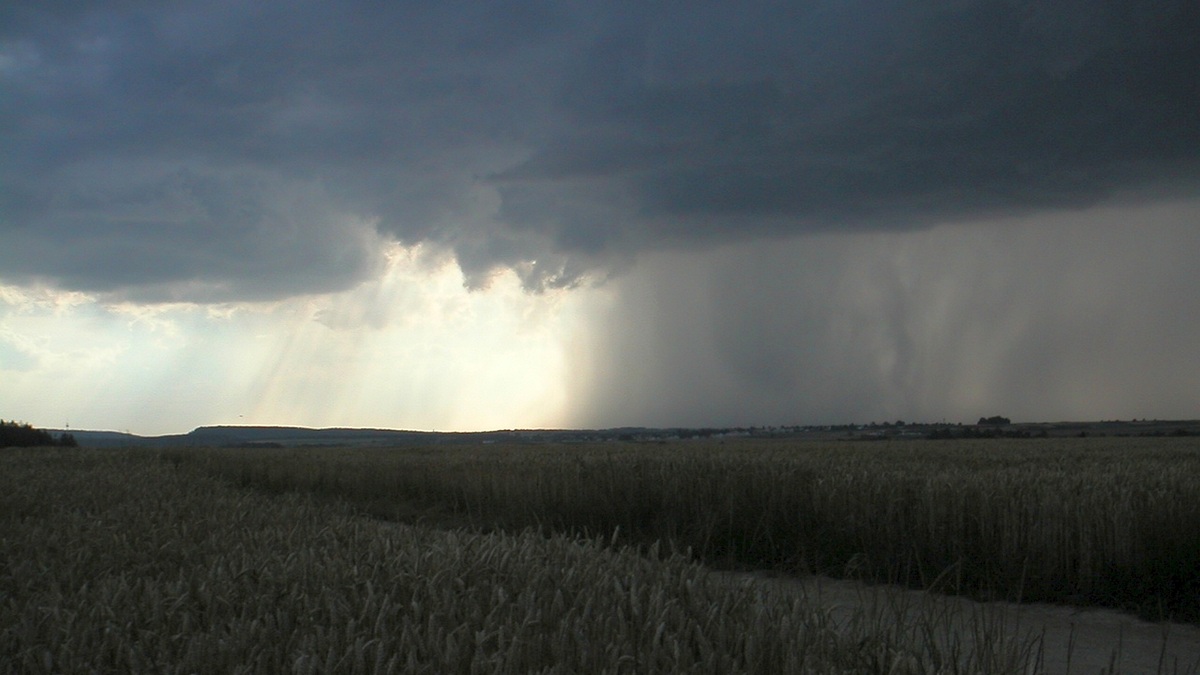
3,1 -> 1198,299
1,160 -> 386,301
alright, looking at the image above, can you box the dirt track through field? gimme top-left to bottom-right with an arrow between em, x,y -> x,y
723,571 -> 1200,674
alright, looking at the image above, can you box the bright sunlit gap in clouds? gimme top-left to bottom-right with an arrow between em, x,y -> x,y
0,244 -> 600,435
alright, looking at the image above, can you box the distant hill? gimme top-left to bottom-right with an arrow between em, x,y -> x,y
41,419 -> 1200,448
183,425 -> 476,447
42,429 -> 186,448
42,424 -> 750,448
45,425 -> 510,448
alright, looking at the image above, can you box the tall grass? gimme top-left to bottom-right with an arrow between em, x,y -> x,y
171,438 -> 1200,622
2,447 -> 1047,674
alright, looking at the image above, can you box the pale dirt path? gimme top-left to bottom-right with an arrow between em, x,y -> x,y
718,571 -> 1200,674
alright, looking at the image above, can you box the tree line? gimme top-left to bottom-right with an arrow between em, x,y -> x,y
0,420 -> 77,448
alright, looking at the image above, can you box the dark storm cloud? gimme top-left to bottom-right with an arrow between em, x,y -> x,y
500,1 -> 1200,249
1,0 -> 574,298
3,1 -> 1197,298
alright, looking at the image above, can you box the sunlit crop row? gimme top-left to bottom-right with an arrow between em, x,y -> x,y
2,448 -> 1043,674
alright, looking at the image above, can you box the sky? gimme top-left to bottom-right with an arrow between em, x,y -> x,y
2,1 -> 1198,435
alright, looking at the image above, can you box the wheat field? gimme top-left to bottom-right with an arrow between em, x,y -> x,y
5,438 -> 1200,673
176,437 -> 1200,622
2,447 -> 1049,674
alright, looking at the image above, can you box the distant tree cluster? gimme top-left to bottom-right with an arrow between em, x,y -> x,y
0,420 -> 77,448
977,415 -> 1012,426
929,425 -> 1046,440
